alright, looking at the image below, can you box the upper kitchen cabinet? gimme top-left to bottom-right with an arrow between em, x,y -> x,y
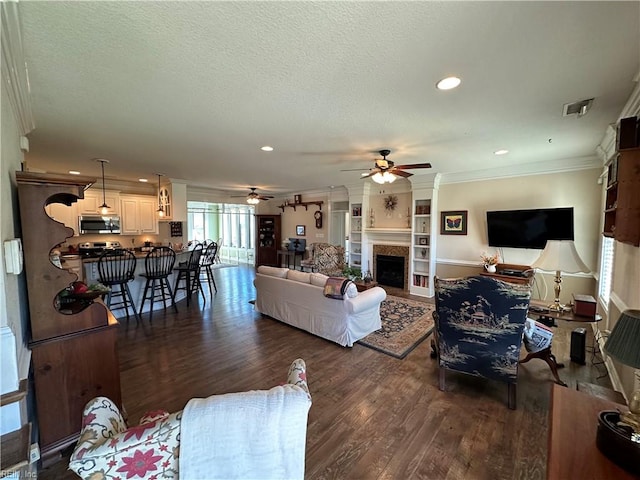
120,195 -> 159,235
76,188 -> 120,215
158,181 -> 187,222
45,201 -> 78,235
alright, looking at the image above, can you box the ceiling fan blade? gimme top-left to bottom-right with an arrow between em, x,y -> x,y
394,163 -> 432,170
391,169 -> 413,178
361,168 -> 383,179
340,168 -> 370,172
257,195 -> 273,200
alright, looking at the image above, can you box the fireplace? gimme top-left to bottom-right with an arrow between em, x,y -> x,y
376,255 -> 405,288
372,244 -> 410,290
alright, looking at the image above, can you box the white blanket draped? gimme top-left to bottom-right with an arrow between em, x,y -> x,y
179,385 -> 311,480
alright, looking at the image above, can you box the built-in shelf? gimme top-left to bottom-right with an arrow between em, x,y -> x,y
278,201 -> 324,212
364,228 -> 411,234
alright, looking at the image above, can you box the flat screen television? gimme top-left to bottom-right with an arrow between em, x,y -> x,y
486,207 -> 574,249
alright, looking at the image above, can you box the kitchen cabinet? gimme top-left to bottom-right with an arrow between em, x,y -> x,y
15,171 -> 121,460
45,201 -> 78,235
158,181 -> 187,222
120,195 -> 159,235
76,189 -> 120,215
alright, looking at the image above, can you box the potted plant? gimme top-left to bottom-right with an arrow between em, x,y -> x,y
342,266 -> 362,281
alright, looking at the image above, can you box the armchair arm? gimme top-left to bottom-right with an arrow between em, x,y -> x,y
347,286 -> 387,314
287,358 -> 310,399
69,397 -> 181,480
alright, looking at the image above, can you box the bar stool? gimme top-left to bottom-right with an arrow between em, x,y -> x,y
199,242 -> 218,298
139,247 -> 178,321
173,244 -> 205,307
98,249 -> 140,323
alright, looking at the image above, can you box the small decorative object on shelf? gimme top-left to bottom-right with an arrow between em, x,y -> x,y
481,251 -> 500,273
363,263 -> 373,284
421,248 -> 427,258
422,221 -> 426,233
294,194 -> 302,204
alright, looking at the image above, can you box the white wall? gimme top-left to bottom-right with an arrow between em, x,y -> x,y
1,78 -> 29,362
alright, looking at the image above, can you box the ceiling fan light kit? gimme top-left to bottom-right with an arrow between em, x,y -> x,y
353,149 -> 432,183
229,187 -> 274,205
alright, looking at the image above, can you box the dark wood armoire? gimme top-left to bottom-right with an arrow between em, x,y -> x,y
255,214 -> 281,267
16,172 -> 121,461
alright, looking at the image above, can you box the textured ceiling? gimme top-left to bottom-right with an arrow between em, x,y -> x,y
17,1 -> 640,195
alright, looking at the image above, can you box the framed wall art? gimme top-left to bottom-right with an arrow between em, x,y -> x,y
296,225 -> 306,236
441,210 -> 468,235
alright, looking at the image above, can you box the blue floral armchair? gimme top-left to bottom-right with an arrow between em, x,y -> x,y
433,275 -> 532,409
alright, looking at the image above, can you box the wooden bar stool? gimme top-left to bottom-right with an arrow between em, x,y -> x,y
199,242 -> 218,298
173,244 -> 205,307
139,247 -> 178,321
98,249 -> 140,323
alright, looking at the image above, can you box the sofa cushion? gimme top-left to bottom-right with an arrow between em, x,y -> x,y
310,272 -> 329,287
257,266 -> 289,278
287,270 -> 311,284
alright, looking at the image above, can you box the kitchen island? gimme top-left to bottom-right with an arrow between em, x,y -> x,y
83,249 -> 196,318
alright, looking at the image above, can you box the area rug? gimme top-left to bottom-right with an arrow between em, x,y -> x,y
357,295 -> 435,359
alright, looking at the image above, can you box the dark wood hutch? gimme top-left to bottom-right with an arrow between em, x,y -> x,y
255,214 -> 281,267
16,172 -> 121,461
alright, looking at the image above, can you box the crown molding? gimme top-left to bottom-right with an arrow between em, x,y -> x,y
1,0 -> 35,135
439,155 -> 601,185
619,68 -> 640,119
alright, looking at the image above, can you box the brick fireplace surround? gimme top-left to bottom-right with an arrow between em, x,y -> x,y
372,244 -> 410,291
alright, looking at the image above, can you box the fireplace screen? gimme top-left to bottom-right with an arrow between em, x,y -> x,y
376,254 -> 405,288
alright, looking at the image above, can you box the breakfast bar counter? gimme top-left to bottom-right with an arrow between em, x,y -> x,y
83,249 -> 194,318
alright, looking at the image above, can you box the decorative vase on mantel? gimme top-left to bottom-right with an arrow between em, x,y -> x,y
485,264 -> 497,273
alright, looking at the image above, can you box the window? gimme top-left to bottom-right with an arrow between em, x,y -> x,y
598,236 -> 614,309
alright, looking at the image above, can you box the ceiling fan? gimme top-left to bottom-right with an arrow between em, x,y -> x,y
342,149 -> 432,184
231,187 -> 274,205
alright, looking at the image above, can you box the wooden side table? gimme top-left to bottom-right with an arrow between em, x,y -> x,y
353,280 -> 378,292
548,384 -> 635,480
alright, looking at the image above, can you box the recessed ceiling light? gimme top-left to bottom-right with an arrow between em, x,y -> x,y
138,178 -> 148,182
436,76 -> 461,90
69,170 -> 80,175
494,149 -> 509,155
261,146 -> 274,152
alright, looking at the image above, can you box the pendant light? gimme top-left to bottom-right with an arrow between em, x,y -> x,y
156,173 -> 164,217
96,158 -> 110,215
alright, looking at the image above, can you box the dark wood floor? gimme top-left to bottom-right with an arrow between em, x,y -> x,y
40,265 -> 613,480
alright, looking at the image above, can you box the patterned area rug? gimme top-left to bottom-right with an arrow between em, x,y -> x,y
357,295 -> 435,359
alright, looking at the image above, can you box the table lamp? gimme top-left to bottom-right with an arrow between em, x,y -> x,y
531,240 -> 589,311
597,309 -> 640,474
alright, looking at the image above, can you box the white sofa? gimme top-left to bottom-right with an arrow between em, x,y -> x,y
254,266 -> 386,347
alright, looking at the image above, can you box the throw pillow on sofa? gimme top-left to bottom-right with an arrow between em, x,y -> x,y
323,277 -> 356,300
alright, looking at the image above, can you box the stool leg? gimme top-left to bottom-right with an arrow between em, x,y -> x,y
139,279 -> 151,317
164,277 -> 178,313
207,265 -> 217,294
123,283 -> 140,324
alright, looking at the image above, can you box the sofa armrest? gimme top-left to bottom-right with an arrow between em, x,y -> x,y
346,286 -> 387,314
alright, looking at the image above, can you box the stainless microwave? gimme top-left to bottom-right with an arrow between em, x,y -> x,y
79,215 -> 121,234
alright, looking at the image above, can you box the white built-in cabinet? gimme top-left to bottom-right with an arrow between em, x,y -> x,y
45,202 -> 79,235
409,190 -> 437,297
76,189 -> 120,215
349,203 -> 363,268
120,195 -> 159,235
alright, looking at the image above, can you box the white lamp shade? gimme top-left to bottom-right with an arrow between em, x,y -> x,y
531,240 -> 589,273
